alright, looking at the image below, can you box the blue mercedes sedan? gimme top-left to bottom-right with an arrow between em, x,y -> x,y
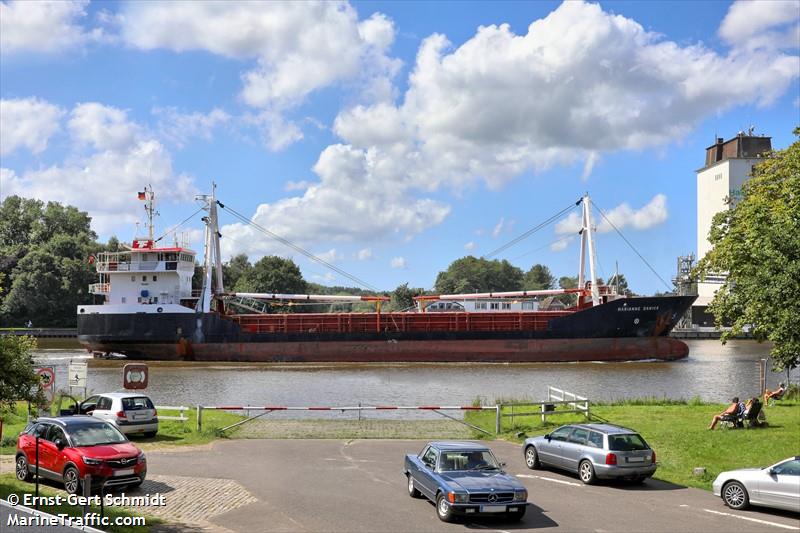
404,441 -> 528,522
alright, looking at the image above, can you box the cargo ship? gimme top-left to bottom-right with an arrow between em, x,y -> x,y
77,189 -> 695,362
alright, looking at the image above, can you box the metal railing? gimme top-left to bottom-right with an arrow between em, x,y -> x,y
155,405 -> 188,423
495,387 -> 590,431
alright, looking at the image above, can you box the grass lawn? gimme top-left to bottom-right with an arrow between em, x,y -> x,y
1,404 -> 244,455
0,473 -> 161,533
465,398 -> 800,490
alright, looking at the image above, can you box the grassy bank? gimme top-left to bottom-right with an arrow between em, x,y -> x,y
0,473 -> 161,533
1,404 -> 244,455
465,398 -> 800,490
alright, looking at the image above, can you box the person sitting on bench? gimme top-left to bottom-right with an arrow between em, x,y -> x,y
763,383 -> 786,404
708,397 -> 743,430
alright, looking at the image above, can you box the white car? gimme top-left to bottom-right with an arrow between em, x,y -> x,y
712,456 -> 800,513
79,392 -> 159,438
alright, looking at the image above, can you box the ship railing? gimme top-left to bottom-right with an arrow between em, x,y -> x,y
88,283 -> 110,294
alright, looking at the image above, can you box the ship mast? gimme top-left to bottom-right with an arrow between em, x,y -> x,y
143,185 -> 157,241
579,193 -> 601,306
196,183 -> 224,313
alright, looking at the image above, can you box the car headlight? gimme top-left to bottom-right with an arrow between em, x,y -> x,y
137,451 -> 146,464
82,456 -> 102,466
447,492 -> 469,503
514,489 -> 528,502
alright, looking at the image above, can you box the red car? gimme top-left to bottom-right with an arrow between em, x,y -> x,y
15,416 -> 146,494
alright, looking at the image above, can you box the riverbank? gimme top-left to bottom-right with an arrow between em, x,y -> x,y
465,396 -> 800,490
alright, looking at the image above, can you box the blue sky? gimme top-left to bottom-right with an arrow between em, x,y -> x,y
1,0 -> 798,294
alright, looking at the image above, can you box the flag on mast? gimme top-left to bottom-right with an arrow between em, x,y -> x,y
138,191 -> 146,200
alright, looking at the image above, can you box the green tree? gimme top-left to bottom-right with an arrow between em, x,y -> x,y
434,256 -> 524,294
557,275 -> 579,306
222,254 -> 252,290
234,256 -> 307,294
696,128 -> 800,371
524,264 -> 556,290
390,283 -> 425,311
0,335 -> 46,409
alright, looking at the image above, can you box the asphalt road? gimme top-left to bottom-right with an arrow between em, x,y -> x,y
146,439 -> 800,532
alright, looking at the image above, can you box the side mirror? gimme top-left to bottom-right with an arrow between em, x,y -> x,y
54,438 -> 66,451
768,468 -> 776,476
544,434 -> 551,440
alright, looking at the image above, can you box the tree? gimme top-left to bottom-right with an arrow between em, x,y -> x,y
696,128 -> 800,371
434,256 -> 524,294
222,254 -> 252,290
557,275 -> 579,306
524,264 -> 556,290
391,283 -> 425,311
0,335 -> 46,409
234,256 -> 307,294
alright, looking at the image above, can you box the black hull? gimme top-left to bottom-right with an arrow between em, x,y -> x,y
77,296 -> 695,362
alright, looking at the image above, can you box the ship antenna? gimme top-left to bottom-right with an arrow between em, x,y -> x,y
144,185 -> 158,241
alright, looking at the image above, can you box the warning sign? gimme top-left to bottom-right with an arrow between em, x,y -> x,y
123,363 -> 148,390
36,367 -> 55,390
68,361 -> 88,388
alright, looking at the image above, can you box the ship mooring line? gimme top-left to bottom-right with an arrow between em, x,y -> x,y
590,200 -> 673,291
484,198 -> 582,259
218,203 -> 380,292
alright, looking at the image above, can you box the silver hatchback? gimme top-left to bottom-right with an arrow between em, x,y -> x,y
523,423 -> 656,484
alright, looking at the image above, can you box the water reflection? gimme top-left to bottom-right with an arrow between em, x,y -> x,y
33,340 -> 796,418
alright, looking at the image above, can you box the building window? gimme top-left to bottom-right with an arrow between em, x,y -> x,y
153,275 -> 157,282
490,302 -> 499,310
121,297 -> 126,303
714,173 -> 722,181
142,275 -> 147,282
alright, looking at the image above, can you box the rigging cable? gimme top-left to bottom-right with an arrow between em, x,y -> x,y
589,200 -> 672,291
153,207 -> 205,244
510,233 -> 577,261
483,198 -> 582,259
217,202 -> 379,292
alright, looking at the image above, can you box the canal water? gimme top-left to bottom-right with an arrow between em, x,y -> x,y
31,340 -> 796,418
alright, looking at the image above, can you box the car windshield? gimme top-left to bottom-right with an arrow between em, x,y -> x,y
69,422 -> 128,446
439,450 -> 499,471
608,434 -> 649,451
122,397 -> 154,410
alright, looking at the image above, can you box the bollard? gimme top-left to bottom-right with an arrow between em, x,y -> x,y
495,405 -> 501,434
196,405 -> 202,432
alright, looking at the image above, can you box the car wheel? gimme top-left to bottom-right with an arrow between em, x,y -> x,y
578,460 -> 597,485
144,432 -> 157,438
63,466 -> 82,495
524,445 -> 540,469
722,481 -> 750,510
507,506 -> 527,522
15,455 -> 32,482
436,493 -> 455,523
407,474 -> 422,498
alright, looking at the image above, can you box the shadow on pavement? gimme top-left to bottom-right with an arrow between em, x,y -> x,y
463,502 -> 558,530
529,466 -> 686,491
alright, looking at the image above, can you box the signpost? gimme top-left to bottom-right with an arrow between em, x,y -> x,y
123,363 -> 149,389
68,360 -> 88,398
35,366 -> 56,414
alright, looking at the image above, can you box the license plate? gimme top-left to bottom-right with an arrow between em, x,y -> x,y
133,414 -> 146,420
627,456 -> 645,463
480,505 -> 507,513
115,469 -> 134,476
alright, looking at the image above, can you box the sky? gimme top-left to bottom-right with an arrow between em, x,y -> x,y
1,0 -> 798,295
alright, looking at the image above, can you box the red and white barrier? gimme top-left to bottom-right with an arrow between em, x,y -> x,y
201,405 -> 493,411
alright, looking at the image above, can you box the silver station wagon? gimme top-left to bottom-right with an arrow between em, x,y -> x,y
523,423 -> 657,484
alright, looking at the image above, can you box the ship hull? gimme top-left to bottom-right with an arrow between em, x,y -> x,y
77,296 -> 695,363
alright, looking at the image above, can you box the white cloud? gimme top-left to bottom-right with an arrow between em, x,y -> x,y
550,236 -> 573,252
719,0 -> 800,51
0,0 -> 96,54
492,218 -> 505,238
2,100 -> 196,234
357,248 -> 373,260
330,0 -> 798,195
0,98 -> 65,156
284,180 -> 313,192
316,248 -> 342,263
580,152 -> 599,182
152,107 -> 230,148
555,194 -> 669,236
390,256 -> 407,269
464,241 -> 476,251
120,2 -> 400,151
311,272 -> 337,283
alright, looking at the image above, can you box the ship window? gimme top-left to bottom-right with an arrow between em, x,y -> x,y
490,302 -> 499,310
475,302 -> 487,310
131,276 -> 135,282
522,302 -> 536,310
142,275 -> 147,282
153,275 -> 157,282
501,302 -> 511,310
121,297 -> 126,303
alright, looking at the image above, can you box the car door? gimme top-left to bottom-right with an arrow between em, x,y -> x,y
539,426 -> 573,468
759,459 -> 800,511
416,447 -> 440,498
93,396 -> 114,422
80,395 -> 100,415
45,425 -> 69,478
22,423 -> 49,474
562,427 -> 589,473
37,424 -> 61,478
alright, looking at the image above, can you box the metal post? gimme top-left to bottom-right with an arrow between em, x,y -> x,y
759,359 -> 767,395
541,402 -> 546,424
83,474 -> 91,517
196,405 -> 202,432
34,437 -> 39,507
495,405 -> 501,435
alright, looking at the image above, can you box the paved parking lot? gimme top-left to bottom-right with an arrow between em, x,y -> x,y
140,439 -> 800,532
